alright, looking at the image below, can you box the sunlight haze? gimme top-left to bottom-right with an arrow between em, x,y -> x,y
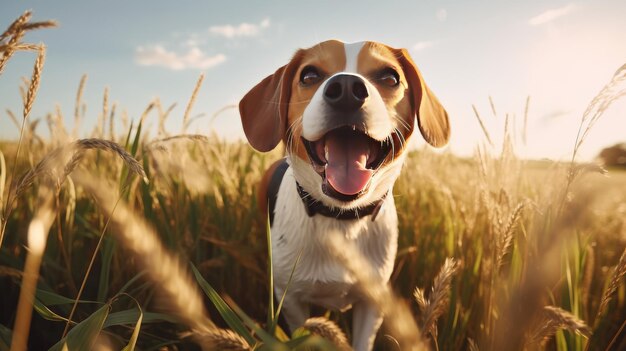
1,0 -> 625,161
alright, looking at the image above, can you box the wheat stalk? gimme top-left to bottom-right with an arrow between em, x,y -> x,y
415,258 -> 459,337
595,247 -> 626,323
192,328 -> 251,351
0,11 -> 31,42
496,203 -> 524,269
9,139 -> 146,212
560,63 -> 626,214
303,317 -> 351,351
528,305 -> 591,345
1,41 -> 48,246
0,11 -> 56,76
0,11 -> 31,75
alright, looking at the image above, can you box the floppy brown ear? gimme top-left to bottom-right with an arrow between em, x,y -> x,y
239,51 -> 303,152
396,48 -> 450,147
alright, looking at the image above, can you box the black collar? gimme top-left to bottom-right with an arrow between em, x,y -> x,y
296,182 -> 386,221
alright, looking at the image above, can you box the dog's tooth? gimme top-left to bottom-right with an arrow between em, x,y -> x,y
324,144 -> 329,162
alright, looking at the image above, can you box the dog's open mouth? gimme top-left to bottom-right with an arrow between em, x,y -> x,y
301,126 -> 392,201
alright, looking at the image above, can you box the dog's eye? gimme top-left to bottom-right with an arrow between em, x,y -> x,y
377,68 -> 400,87
300,66 -> 321,85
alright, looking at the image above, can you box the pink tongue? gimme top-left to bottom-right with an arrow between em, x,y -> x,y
325,132 -> 373,196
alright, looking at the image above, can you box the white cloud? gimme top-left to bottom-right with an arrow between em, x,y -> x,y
436,8 -> 447,22
529,3 -> 579,26
413,41 -> 434,51
135,45 -> 226,70
209,18 -> 271,38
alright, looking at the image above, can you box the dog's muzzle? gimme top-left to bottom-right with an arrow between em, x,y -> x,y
301,74 -> 394,202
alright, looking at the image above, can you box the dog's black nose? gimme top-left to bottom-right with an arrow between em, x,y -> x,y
323,74 -> 369,112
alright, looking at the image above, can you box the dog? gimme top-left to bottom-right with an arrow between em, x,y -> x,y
238,40 -> 450,351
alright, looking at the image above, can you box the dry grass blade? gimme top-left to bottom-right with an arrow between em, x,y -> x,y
10,184 -> 55,351
109,102 -> 117,140
99,87 -> 109,138
325,233 -> 427,350
73,74 -> 87,138
74,173 -> 216,333
528,305 -> 591,345
158,102 -> 177,137
417,258 -> 459,336
6,109 -> 20,129
488,96 -> 497,117
192,328 -> 252,351
0,151 -> 5,214
595,247 -> 626,323
183,73 -> 205,133
139,101 -> 156,125
472,105 -> 494,147
522,96 -> 530,145
146,134 -> 211,152
303,317 -> 351,351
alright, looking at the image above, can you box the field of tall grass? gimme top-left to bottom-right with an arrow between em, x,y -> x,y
1,11 -> 625,351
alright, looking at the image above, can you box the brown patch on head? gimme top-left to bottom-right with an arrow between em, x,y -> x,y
286,40 -> 346,161
357,42 -> 415,158
383,45 -> 450,148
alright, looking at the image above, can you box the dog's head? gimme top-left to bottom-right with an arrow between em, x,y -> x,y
240,40 -> 449,208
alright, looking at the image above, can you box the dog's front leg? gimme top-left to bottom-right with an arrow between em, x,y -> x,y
275,288 -> 310,333
352,301 -> 382,351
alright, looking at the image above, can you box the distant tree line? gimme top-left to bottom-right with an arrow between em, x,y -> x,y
598,142 -> 626,167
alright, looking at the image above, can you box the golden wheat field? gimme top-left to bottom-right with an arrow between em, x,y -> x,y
1,10 -> 626,351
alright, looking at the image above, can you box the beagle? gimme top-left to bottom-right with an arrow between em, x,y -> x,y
239,40 -> 450,351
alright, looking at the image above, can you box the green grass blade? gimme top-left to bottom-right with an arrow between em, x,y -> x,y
266,210 -> 274,329
130,119 -> 143,157
121,306 -> 142,351
117,271 -> 148,295
223,295 -> 284,350
35,289 -> 95,306
189,264 -> 256,346
49,302 -> 110,351
33,298 -> 70,322
270,249 -> 303,335
103,311 -> 177,328
97,236 -> 115,301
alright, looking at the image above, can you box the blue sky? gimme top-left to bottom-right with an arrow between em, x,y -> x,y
1,0 -> 625,160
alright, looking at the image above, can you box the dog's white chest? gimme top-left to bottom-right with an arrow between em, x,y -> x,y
270,167 -> 398,310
